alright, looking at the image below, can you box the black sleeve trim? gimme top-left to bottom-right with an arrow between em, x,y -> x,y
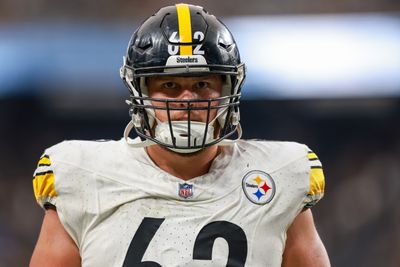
44,203 -> 57,210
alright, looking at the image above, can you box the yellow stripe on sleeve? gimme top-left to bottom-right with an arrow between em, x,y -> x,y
309,167 -> 325,195
37,156 -> 51,166
307,152 -> 318,160
33,171 -> 57,201
176,3 -> 192,55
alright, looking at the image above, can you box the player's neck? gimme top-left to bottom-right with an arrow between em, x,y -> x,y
146,145 -> 220,181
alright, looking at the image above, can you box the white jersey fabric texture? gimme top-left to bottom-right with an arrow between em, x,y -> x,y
33,138 -> 325,267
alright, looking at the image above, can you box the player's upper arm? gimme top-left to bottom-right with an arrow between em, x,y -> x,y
31,151 -> 80,266
30,209 -> 81,267
282,209 -> 330,267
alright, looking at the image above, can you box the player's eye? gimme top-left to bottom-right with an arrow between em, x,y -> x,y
162,82 -> 177,89
194,81 -> 209,90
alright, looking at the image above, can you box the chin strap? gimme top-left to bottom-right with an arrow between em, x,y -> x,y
123,120 -> 242,150
124,120 -> 155,148
219,123 -> 242,146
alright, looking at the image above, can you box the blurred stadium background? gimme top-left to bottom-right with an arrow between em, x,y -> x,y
1,0 -> 400,266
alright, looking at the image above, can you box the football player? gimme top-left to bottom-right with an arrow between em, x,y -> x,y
30,3 -> 330,267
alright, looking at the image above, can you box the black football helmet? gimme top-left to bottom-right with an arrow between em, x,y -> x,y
120,3 -> 246,153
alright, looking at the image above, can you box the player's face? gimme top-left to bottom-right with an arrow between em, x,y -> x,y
147,75 -> 223,123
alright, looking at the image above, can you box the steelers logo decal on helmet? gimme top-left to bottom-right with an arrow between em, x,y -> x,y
242,170 -> 276,205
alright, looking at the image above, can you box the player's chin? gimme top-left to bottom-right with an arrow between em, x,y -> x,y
163,145 -> 210,157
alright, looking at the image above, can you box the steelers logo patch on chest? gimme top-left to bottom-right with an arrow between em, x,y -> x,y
242,170 -> 276,205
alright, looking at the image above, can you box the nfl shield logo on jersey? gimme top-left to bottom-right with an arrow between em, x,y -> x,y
178,183 -> 194,199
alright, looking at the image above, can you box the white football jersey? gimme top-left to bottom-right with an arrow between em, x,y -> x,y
33,138 -> 325,267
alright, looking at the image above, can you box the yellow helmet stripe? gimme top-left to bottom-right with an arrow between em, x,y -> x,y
176,3 -> 192,55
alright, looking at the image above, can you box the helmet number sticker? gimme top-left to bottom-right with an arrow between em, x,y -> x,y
168,31 -> 205,55
193,31 -> 205,55
168,32 -> 180,55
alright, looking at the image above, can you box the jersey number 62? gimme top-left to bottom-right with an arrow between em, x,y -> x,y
122,217 -> 248,267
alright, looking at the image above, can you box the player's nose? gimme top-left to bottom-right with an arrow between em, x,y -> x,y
178,87 -> 197,101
